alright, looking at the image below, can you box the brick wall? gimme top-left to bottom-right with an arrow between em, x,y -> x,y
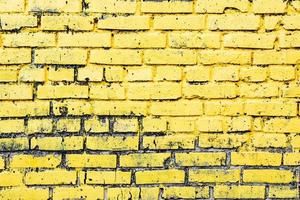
0,0 -> 299,199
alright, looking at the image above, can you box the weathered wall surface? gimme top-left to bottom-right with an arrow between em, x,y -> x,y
0,0 -> 299,199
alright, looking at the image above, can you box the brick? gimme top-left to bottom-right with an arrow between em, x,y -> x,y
240,66 -> 267,82
156,66 -> 182,81
127,82 -> 181,100
0,170 -> 23,186
10,154 -> 61,168
205,100 -> 243,116
245,99 -> 297,116
19,66 -> 45,82
240,83 -> 279,98
189,169 -> 240,183
170,32 -> 220,49
199,50 -> 251,64
87,170 -> 131,184
283,84 -> 300,97
77,65 -> 104,82
0,119 -> 24,133
48,67 -> 74,82
41,15 -> 93,31
0,67 -> 18,82
98,16 -> 149,30
141,1 -> 192,13
0,48 -> 31,64
0,14 -> 37,30
113,118 -> 138,132
0,138 -> 29,151
35,48 -> 87,65
144,49 -> 196,65
0,187 -> 49,200
231,152 -> 281,166
84,117 -> 109,133
150,100 -> 203,116
107,187 -> 159,200
86,0 -> 136,13
105,67 -> 125,82
115,32 -> 166,48
175,152 -> 226,166
0,157 -> 4,169
208,14 -> 260,30
142,117 -> 167,132
264,118 -> 300,133
269,186 -> 299,199
283,15 -> 300,30
280,32 -> 300,48
135,169 -> 185,184
163,186 -> 209,199
31,136 -> 84,151
58,32 -> 111,47
185,66 -> 210,82
53,100 -> 92,115
214,185 -> 265,199
56,118 -> 81,132
3,33 -> 55,47
253,50 -> 300,65
90,49 -> 141,65
0,84 -> 32,100
28,0 -> 81,12
199,133 -> 247,148
226,116 -> 251,132
168,117 -> 195,132
252,133 -> 287,148
0,101 -> 49,117
66,154 -> 116,168
224,33 -> 276,49
197,117 -> 223,132
90,83 -> 125,100
243,169 -> 295,183
291,135 -> 300,148
127,66 -> 152,81
196,0 -> 249,13
154,15 -> 205,30
120,153 -> 170,167
253,0 -> 286,13
27,119 -> 53,134
213,66 -> 239,81
53,186 -> 104,200
37,84 -> 88,99
25,169 -> 77,185
86,136 -> 138,151
143,134 -> 195,150
284,153 -> 300,165
0,0 -> 24,12
269,65 -> 295,81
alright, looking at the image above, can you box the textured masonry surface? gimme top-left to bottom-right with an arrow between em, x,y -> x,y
0,0 -> 299,199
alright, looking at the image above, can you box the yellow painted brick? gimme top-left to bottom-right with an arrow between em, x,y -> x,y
163,186 -> 209,199
243,169 -> 295,183
127,66 -> 152,81
283,84 -> 300,97
58,32 -> 111,47
224,33 -> 276,49
240,83 -> 279,98
0,170 -> 23,186
168,117 -> 195,132
199,50 -> 251,64
66,154 -> 116,168
144,49 -> 196,65
35,48 -> 87,65
56,118 -> 81,132
226,116 -> 251,132
291,135 -> 300,148
214,185 -> 265,199
0,14 -> 37,30
0,137 -> 29,151
86,0 -> 136,13
150,100 -> 203,116
77,65 -> 104,82
279,32 -> 300,48
240,66 -> 267,82
253,117 -> 263,131
253,0 -> 286,13
196,0 -> 249,13
25,169 -> 77,185
269,186 -> 299,199
141,1 -> 192,13
245,99 -> 297,116
169,32 -> 221,49
189,169 -> 240,183
87,170 -> 131,184
176,152 -> 226,166
90,49 -> 141,65
105,66 -> 125,82
92,101 -> 148,116
10,154 -> 61,168
41,15 -> 93,31
253,50 -> 300,65
107,187 -> 159,200
184,83 -> 237,99
27,119 -> 52,134
284,153 -> 300,165
156,66 -> 182,81
86,136 -> 138,151
3,32 -> 55,47
269,65 -> 295,81
53,100 -> 92,115
0,67 -> 18,82
199,133 -> 247,148
281,15 -> 300,30
0,157 -> 4,169
0,0 -> 24,12
84,117 -> 109,133
185,66 -> 210,82
98,16 -> 149,30
120,153 -> 170,167
37,84 -> 88,99
28,0 -> 81,12
264,118 -> 300,133
31,136 -> 84,150
231,152 -> 281,166
0,101 -> 49,117
205,100 -> 244,116
136,169 -> 185,184
113,118 -> 138,132
90,83 -> 125,100
115,32 -> 166,48
213,66 -> 239,81
0,84 -> 32,100
19,66 -> 45,82
142,117 -> 167,132
48,67 -> 74,82
252,133 -> 287,148
143,134 -> 195,150
208,14 -> 260,30
53,186 -> 104,200
0,48 -> 31,64
0,119 -> 24,133
128,82 -> 181,100
0,187 -> 49,200
198,117 -> 223,132
154,15 -> 205,30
